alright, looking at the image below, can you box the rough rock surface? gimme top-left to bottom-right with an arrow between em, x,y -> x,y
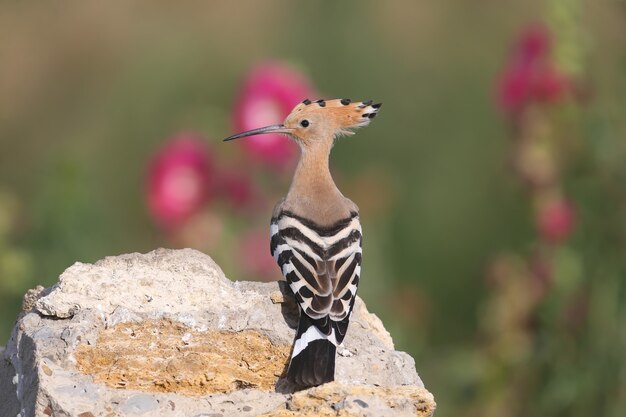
0,249 -> 435,417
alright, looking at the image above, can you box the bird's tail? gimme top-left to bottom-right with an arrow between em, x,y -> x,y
287,313 -> 337,389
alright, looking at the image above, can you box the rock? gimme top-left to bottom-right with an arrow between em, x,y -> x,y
0,345 -> 21,417
262,383 -> 435,417
0,249 -> 435,417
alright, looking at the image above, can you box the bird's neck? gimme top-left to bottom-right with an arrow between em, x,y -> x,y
285,141 -> 347,222
289,142 -> 338,197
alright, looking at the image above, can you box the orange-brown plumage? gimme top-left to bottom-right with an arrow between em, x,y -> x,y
224,98 -> 381,225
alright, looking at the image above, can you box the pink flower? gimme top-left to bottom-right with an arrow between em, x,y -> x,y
515,24 -> 551,66
147,133 -> 213,229
496,24 -> 570,115
497,66 -> 535,115
238,229 -> 279,281
233,62 -> 315,169
216,168 -> 260,211
536,198 -> 576,243
531,66 -> 570,103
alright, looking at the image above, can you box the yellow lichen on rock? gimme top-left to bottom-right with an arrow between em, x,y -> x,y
75,319 -> 291,395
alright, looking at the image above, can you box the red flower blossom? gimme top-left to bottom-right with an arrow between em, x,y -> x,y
531,66 -> 570,102
217,168 -> 261,211
496,24 -> 570,115
147,133 -> 213,229
232,62 -> 315,169
515,24 -> 551,66
536,198 -> 576,243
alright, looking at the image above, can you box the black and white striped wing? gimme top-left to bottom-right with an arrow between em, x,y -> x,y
270,211 -> 362,342
270,210 -> 362,387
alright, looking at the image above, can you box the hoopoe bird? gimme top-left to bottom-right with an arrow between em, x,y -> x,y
224,98 -> 382,388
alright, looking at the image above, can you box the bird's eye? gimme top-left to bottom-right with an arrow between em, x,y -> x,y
300,120 -> 310,128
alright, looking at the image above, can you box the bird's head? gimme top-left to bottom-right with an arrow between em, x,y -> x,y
224,98 -> 382,148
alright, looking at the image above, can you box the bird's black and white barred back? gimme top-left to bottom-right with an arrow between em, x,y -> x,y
270,209 -> 362,388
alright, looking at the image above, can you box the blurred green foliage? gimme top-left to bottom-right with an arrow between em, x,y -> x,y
0,1 -> 625,416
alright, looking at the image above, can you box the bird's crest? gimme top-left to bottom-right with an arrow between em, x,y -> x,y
289,99 -> 382,137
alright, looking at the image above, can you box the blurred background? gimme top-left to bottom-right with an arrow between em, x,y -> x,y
1,1 -> 624,416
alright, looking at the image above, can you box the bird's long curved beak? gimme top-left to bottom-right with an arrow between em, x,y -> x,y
223,124 -> 292,141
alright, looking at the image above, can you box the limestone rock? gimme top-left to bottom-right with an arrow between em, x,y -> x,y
0,248 -> 435,417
